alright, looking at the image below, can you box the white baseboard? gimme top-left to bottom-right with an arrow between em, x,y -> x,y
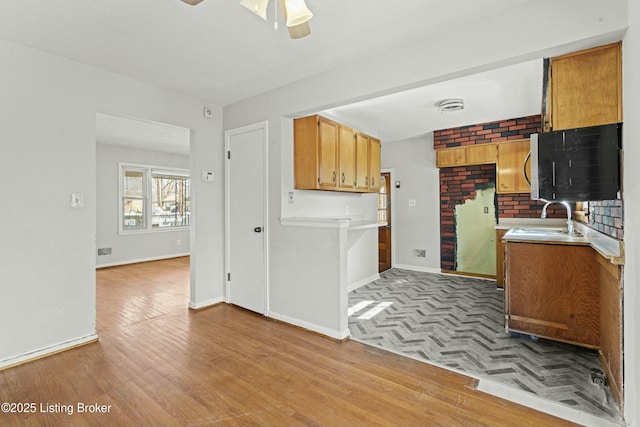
393,263 -> 442,274
96,252 -> 190,269
393,264 -> 496,282
0,333 -> 98,370
348,273 -> 380,292
477,378 -> 623,427
268,311 -> 349,341
188,296 -> 225,310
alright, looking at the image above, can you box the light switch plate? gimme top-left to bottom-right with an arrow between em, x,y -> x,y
201,171 -> 214,182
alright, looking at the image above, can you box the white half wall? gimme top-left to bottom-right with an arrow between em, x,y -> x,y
95,143 -> 190,267
0,38 -> 224,367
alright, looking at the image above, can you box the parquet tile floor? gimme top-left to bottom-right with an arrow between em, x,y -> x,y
348,268 -> 623,424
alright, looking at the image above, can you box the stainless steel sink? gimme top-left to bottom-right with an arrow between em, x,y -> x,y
510,227 -> 584,237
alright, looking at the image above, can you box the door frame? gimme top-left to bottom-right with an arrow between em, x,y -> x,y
224,120 -> 269,314
382,168 -> 396,268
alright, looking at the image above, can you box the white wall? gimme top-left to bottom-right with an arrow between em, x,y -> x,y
622,0 -> 639,423
381,135 -> 441,271
0,38 -> 224,366
95,143 -> 190,267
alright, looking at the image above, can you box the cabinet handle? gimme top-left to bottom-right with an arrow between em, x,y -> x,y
365,176 -> 369,185
341,172 -> 345,184
333,171 -> 336,182
371,177 -> 375,187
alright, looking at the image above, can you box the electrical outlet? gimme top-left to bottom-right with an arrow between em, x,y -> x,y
288,191 -> 294,203
177,239 -> 182,247
408,199 -> 417,207
345,205 -> 350,216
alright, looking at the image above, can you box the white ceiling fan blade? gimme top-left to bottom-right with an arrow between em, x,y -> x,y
180,0 -> 206,5
240,0 -> 269,20
278,0 -> 311,39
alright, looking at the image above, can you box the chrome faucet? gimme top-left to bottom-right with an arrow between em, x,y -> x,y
540,200 -> 574,234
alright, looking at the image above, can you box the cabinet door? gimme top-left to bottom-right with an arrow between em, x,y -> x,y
505,243 -> 599,347
338,125 -> 356,190
551,42 -> 622,131
436,147 -> 465,167
465,143 -> 497,165
318,117 -> 339,189
497,139 -> 531,194
368,138 -> 381,192
355,132 -> 370,191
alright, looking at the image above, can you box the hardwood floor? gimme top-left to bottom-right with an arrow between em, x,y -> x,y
0,257 -> 576,426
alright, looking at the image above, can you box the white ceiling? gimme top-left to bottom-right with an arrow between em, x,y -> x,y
0,0 -> 560,147
322,59 -> 543,142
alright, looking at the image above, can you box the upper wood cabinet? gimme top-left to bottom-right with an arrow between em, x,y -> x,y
436,143 -> 497,168
496,139 -> 531,194
293,115 -> 338,190
543,42 -> 622,131
355,132 -> 382,192
338,125 -> 356,190
369,137 -> 381,191
294,115 -> 380,193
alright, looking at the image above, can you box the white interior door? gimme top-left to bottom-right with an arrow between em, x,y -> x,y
225,121 -> 268,314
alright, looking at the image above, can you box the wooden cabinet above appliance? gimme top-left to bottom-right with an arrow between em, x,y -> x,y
294,115 -> 381,193
496,139 -> 531,194
435,143 -> 497,168
543,42 -> 622,132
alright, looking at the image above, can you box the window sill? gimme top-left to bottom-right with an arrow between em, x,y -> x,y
119,226 -> 190,236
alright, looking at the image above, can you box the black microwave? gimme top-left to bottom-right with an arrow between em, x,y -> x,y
530,123 -> 622,201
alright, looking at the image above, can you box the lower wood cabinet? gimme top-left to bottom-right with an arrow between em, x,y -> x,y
504,238 -> 624,410
505,242 -> 599,347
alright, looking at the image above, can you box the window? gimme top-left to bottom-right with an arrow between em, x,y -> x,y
120,163 -> 190,233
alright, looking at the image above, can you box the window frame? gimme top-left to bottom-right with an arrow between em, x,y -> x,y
118,162 -> 190,234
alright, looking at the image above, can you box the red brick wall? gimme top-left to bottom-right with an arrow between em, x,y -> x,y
435,115 -> 566,272
434,116 -> 541,149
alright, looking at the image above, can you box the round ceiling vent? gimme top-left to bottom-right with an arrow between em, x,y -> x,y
435,98 -> 465,112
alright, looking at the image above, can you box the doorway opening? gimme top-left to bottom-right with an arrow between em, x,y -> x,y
95,113 -> 193,330
378,171 -> 392,273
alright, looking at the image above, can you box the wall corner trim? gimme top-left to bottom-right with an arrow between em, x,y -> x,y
0,333 -> 98,371
348,273 -> 380,292
268,311 -> 350,341
188,297 -> 225,310
393,264 -> 442,274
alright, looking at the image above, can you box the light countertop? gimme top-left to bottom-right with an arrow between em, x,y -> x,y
501,220 -> 624,265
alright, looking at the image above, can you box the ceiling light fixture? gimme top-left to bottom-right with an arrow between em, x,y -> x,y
183,0 -> 312,40
240,0 -> 269,20
283,0 -> 313,27
435,98 -> 465,113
